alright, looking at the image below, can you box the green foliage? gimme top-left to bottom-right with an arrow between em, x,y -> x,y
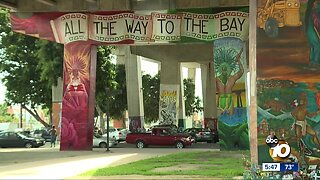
109,64 -> 127,118
183,78 -> 203,116
95,46 -> 127,119
36,40 -> 64,86
0,103 -> 18,123
142,74 -> 202,124
142,73 -> 160,124
0,15 -> 47,108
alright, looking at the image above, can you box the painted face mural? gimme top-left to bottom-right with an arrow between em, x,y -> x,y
61,43 -> 91,150
257,0 -> 320,168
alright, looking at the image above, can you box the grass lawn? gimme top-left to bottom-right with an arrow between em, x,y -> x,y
81,150 -> 249,178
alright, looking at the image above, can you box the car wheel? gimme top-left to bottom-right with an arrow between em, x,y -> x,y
176,141 -> 184,149
136,140 -> 145,148
99,142 -> 107,148
25,143 -> 33,148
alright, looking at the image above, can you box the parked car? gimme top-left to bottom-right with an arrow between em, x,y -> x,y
151,124 -> 179,132
183,128 -> 218,143
126,127 -> 194,148
0,131 -> 46,148
93,134 -> 118,148
32,129 -> 51,142
118,128 -> 129,142
103,127 -> 128,142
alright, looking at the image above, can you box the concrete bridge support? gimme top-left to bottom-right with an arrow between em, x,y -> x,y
123,46 -> 145,132
159,61 -> 185,128
201,62 -> 218,131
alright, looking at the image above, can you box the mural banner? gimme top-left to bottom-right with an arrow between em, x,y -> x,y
50,13 -> 89,44
49,11 -> 248,44
89,13 -> 152,43
159,84 -> 179,125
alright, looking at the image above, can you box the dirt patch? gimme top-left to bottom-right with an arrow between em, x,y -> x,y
151,164 -> 217,172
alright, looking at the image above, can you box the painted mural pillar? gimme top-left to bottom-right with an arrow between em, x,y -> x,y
200,62 -> 217,131
213,38 -> 248,150
124,46 -> 144,132
60,42 -> 96,151
159,61 -> 182,126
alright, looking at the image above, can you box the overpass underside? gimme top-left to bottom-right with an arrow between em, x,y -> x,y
0,0 -> 255,159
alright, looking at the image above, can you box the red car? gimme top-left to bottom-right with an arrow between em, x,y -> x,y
126,127 -> 194,148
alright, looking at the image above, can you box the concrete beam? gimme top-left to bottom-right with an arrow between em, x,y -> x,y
0,1 -> 17,10
36,0 -> 56,6
8,0 -> 248,12
181,62 -> 200,69
131,44 -> 213,62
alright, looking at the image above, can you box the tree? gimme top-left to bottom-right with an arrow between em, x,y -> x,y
142,73 -> 202,124
109,64 -> 127,119
95,47 -> 127,126
0,10 -> 56,127
184,78 -> 203,116
0,10 -> 129,129
0,103 -> 18,123
142,73 -> 160,124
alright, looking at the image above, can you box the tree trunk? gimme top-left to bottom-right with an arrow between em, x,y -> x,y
49,109 -> 53,126
21,104 -> 49,128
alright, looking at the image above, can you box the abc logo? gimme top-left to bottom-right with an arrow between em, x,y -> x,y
266,135 -> 291,162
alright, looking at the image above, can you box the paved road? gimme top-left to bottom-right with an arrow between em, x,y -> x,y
0,142 -> 219,179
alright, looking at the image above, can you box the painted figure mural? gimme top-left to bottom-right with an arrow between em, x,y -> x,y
215,47 -> 244,116
257,0 -> 320,172
214,38 -> 249,150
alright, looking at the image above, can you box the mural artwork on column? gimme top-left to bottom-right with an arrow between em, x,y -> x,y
61,42 -> 92,150
257,0 -> 320,169
214,38 -> 249,150
159,84 -> 179,125
129,116 -> 143,132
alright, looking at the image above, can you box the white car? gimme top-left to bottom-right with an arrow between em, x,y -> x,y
103,128 -> 129,142
93,134 -> 118,148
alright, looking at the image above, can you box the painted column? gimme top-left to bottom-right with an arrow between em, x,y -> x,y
213,38 -> 248,150
159,61 -> 182,126
60,42 -> 96,151
200,62 -> 217,131
125,46 -> 144,132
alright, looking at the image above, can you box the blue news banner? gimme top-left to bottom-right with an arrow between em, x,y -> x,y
262,162 -> 299,172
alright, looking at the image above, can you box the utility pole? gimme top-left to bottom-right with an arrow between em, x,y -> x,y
20,104 -> 23,128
